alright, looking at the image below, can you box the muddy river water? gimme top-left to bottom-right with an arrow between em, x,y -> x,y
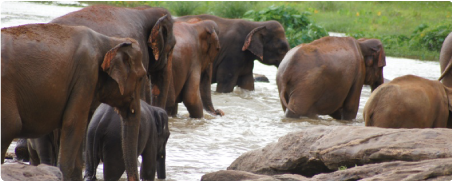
1,1 -> 442,180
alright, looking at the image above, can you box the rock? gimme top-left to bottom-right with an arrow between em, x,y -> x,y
311,158 -> 452,181
228,126 -> 452,177
201,170 -> 309,181
1,163 -> 62,181
254,73 -> 270,83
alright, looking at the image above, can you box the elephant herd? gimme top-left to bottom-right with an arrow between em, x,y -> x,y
1,4 -> 451,181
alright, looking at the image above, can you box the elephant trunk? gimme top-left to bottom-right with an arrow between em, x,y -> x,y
156,150 -> 166,179
119,102 -> 141,181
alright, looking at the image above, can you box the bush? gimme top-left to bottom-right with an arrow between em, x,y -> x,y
244,5 -> 328,48
409,24 -> 452,51
164,1 -> 201,16
211,2 -> 256,19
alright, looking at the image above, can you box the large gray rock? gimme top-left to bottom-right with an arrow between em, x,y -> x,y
205,158 -> 452,181
1,163 -> 62,181
201,170 -> 309,181
228,126 -> 452,177
311,158 -> 452,181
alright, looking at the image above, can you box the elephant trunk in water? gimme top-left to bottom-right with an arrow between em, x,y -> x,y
119,100 -> 141,181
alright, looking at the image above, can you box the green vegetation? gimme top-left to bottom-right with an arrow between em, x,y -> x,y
85,1 -> 452,60
244,5 -> 328,48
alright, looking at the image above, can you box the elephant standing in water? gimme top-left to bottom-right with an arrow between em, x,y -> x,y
18,6 -> 176,180
364,75 -> 452,128
165,19 -> 224,118
84,100 -> 170,181
1,24 -> 146,181
277,36 -> 386,120
177,15 -> 290,93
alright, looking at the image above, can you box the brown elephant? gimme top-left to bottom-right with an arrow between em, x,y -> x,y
1,23 -> 146,181
438,32 -> 452,86
51,5 -> 176,108
165,19 -> 224,118
177,15 -> 290,93
277,36 -> 386,120
364,75 -> 452,128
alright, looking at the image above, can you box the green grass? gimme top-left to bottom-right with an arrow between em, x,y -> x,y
83,1 -> 452,60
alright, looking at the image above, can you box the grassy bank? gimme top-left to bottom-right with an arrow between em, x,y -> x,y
85,1 -> 452,61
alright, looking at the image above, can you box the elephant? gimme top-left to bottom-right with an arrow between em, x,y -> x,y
177,14 -> 290,93
50,5 -> 176,108
438,32 -> 452,86
276,36 -> 386,120
1,23 -> 146,181
27,130 -> 60,166
165,19 -> 224,118
84,100 -> 170,181
364,75 -> 452,128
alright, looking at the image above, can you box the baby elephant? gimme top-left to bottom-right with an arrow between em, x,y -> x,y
84,100 -> 170,181
364,75 -> 452,128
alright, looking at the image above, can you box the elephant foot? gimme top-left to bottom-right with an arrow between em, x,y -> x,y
83,175 -> 97,181
214,109 -> 225,116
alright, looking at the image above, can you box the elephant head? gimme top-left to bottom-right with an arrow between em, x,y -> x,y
148,14 -> 177,71
99,39 -> 146,181
358,38 -> 386,91
242,21 -> 290,67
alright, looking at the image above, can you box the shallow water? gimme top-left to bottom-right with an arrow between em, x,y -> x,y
1,1 -> 442,180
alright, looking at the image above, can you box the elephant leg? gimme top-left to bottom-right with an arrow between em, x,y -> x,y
58,93 -> 92,181
27,140 -> 40,166
140,145 -> 157,181
102,148 -> 126,181
334,83 -> 362,120
1,99 -> 22,163
237,73 -> 255,91
15,138 -> 30,162
84,128 -> 100,181
29,135 -> 54,166
215,66 -> 239,93
286,87 -> 319,119
183,76 -> 204,118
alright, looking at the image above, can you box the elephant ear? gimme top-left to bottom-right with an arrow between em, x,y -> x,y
205,26 -> 221,50
242,26 -> 266,60
148,14 -> 169,61
102,42 -> 133,95
358,38 -> 386,68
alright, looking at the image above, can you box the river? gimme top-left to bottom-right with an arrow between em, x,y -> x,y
1,1 -> 441,181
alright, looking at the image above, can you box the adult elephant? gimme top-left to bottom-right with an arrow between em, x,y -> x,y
1,23 -> 146,181
165,19 -> 224,118
364,75 -> 452,128
177,15 -> 290,93
84,100 -> 170,181
51,5 -> 176,108
438,32 -> 452,86
277,36 -> 386,120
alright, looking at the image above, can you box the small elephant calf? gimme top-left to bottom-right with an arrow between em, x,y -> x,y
84,100 -> 170,181
364,75 -> 452,128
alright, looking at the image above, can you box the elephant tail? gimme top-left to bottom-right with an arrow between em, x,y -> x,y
279,86 -> 295,113
439,57 -> 452,81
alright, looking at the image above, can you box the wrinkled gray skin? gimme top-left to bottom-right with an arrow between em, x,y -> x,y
177,15 -> 290,93
27,6 -> 175,181
27,130 -> 60,166
84,100 -> 170,181
1,23 -> 146,181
